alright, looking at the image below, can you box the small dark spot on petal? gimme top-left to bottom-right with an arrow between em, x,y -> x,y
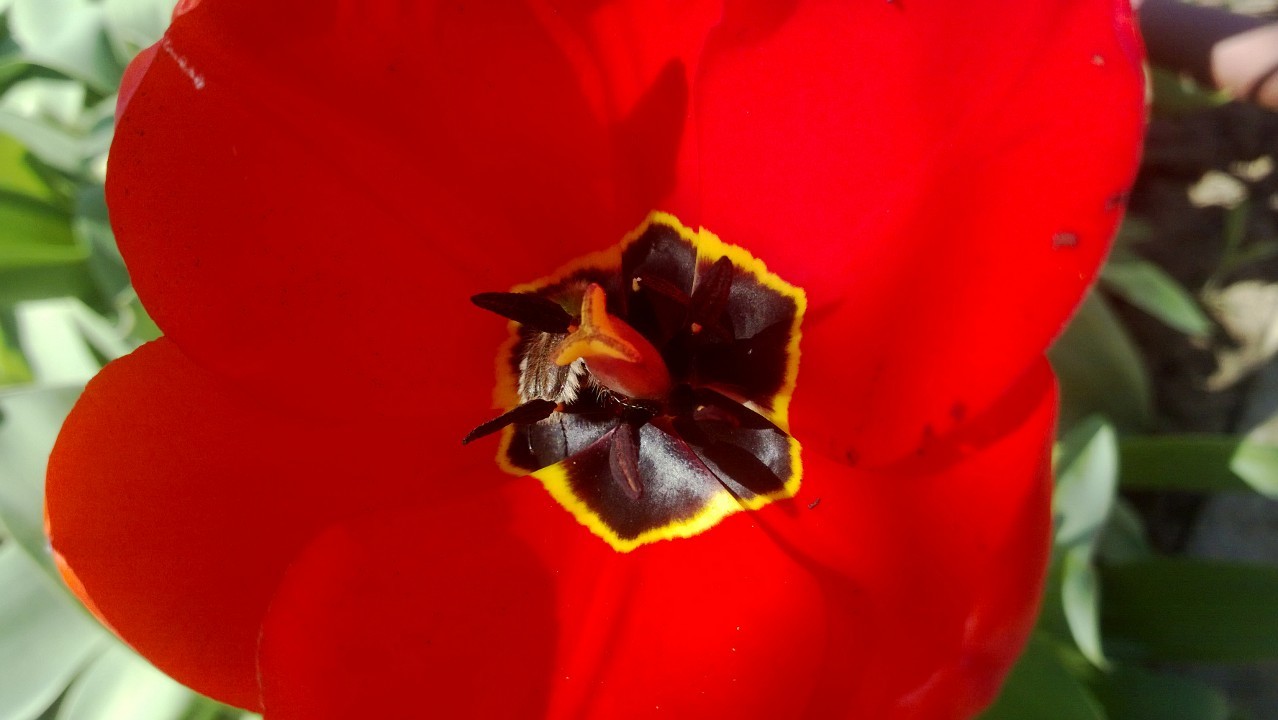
950,402 -> 967,422
807,497 -> 822,510
1052,232 -> 1080,249
843,448 -> 860,466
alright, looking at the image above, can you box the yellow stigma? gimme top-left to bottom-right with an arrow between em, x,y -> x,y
554,283 -> 640,365
554,283 -> 671,400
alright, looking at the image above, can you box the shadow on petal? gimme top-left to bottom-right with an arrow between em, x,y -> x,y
259,488 -> 558,719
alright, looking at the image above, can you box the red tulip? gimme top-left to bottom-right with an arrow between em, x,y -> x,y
45,1 -> 1144,717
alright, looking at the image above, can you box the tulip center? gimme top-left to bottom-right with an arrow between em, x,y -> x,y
465,212 -> 805,552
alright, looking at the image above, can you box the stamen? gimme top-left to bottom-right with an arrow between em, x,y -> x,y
471,292 -> 573,333
632,273 -> 690,306
462,399 -> 558,444
690,256 -> 733,327
609,423 -> 643,500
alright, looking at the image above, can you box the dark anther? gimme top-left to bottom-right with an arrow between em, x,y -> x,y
471,292 -> 573,333
609,423 -> 644,500
691,387 -> 785,433
613,396 -> 662,425
692,403 -> 741,428
633,273 -> 690,307
462,399 -> 558,445
672,415 -> 785,495
689,256 -> 734,330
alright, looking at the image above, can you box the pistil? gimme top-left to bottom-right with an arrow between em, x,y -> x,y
553,283 -> 672,400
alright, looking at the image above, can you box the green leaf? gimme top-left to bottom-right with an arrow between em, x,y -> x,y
7,0 -> 121,91
1055,418 -> 1118,548
119,290 -> 160,342
1,76 -> 85,126
0,262 -> 102,309
75,214 -> 130,299
1037,555 -> 1073,642
1209,203 -> 1263,287
0,543 -> 108,720
57,644 -> 197,720
0,106 -> 85,173
1120,436 -> 1243,492
0,131 -> 60,201
0,190 -> 82,268
1061,548 -> 1106,668
1229,439 -> 1278,497
0,325 -> 33,386
1055,416 -> 1105,480
1102,559 -> 1278,662
1119,435 -> 1278,497
101,0 -> 177,64
979,634 -> 1106,720
0,131 -> 83,270
1049,292 -> 1152,432
1094,499 -> 1151,564
1088,665 -> 1229,720
15,298 -> 130,383
1101,258 -> 1212,337
0,78 -> 115,178
0,63 -> 33,102
1149,67 -> 1230,116
1052,418 -> 1118,667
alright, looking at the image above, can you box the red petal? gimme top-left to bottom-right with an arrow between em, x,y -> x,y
109,1 -> 716,416
687,0 -> 1143,464
115,44 -> 156,121
171,0 -> 201,18
259,360 -> 1055,718
749,361 -> 1057,717
45,339 -> 488,709
260,479 -> 830,719
259,488 -> 563,719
